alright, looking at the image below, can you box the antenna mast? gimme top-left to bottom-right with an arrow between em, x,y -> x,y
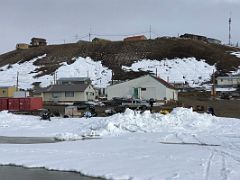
149,25 -> 152,39
89,28 -> 92,42
229,13 -> 232,45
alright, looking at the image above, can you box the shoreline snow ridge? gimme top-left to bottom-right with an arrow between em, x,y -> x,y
1,108 -> 240,179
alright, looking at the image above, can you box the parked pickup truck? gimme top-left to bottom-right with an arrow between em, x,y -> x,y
122,99 -> 150,110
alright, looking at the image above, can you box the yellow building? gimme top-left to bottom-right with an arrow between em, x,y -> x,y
0,86 -> 17,97
16,43 -> 29,50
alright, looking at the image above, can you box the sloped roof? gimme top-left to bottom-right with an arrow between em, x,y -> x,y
57,77 -> 91,82
108,74 -> 176,90
35,84 -> 89,93
150,75 -> 176,90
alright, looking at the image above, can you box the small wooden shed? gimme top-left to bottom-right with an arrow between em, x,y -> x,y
16,43 -> 29,50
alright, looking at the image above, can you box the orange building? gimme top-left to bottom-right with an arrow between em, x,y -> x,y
123,35 -> 147,41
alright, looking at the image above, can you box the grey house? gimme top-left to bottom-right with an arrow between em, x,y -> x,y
35,84 -> 96,104
216,75 -> 240,88
107,75 -> 178,101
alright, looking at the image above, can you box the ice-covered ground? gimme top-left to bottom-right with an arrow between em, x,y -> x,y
122,58 -> 216,87
1,108 -> 240,179
0,56 -> 112,89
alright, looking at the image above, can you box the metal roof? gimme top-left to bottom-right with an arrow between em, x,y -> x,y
34,84 -> 90,93
57,77 -> 91,81
108,74 -> 176,90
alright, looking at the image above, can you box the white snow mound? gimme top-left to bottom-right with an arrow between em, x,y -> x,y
0,56 -> 112,89
122,57 -> 216,87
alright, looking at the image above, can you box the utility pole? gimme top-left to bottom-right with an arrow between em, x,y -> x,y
55,71 -> 58,84
211,70 -> 216,98
16,71 -> 19,91
74,34 -> 79,40
53,72 -> 56,85
111,71 -> 114,85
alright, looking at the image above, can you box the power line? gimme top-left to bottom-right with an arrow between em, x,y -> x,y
92,31 -> 149,37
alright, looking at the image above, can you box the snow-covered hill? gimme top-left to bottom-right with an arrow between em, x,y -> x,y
122,57 -> 216,87
1,54 -> 239,90
0,56 -> 112,89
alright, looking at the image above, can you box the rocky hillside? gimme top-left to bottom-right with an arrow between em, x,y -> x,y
0,38 -> 239,81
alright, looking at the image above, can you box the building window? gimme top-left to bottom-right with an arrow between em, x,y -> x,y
65,91 -> 74,97
141,88 -> 146,91
52,92 -> 61,98
86,92 -> 94,96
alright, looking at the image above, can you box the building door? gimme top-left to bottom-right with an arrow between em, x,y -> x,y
133,88 -> 139,99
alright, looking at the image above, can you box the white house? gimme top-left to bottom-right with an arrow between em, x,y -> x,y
107,75 -> 178,101
216,75 -> 240,88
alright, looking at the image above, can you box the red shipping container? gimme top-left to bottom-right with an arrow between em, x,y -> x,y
8,98 -> 20,111
0,98 -> 8,111
19,97 -> 43,111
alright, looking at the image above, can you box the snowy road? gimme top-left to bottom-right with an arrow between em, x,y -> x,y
0,108 -> 240,179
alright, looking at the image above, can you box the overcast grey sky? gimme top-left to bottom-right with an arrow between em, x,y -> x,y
0,0 -> 239,54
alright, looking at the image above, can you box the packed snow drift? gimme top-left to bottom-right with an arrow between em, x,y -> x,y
0,108 -> 220,138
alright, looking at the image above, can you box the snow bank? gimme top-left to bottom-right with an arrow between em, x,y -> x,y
1,109 -> 240,179
0,56 -> 112,89
75,108 -> 217,137
122,58 -> 216,87
0,107 -> 236,140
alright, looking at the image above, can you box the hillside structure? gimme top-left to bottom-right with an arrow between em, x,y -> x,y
123,35 -> 147,41
207,38 -> 221,44
16,43 -> 29,50
106,75 -> 178,101
180,33 -> 207,42
30,38 -> 47,47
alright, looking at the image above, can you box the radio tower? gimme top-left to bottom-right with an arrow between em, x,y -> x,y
228,13 -> 232,45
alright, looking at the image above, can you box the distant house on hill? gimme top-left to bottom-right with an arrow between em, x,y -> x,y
106,75 -> 178,101
16,43 -> 29,50
180,33 -> 207,42
30,38 -> 47,47
207,38 -> 221,44
92,38 -> 111,43
77,40 -> 89,44
123,35 -> 147,41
